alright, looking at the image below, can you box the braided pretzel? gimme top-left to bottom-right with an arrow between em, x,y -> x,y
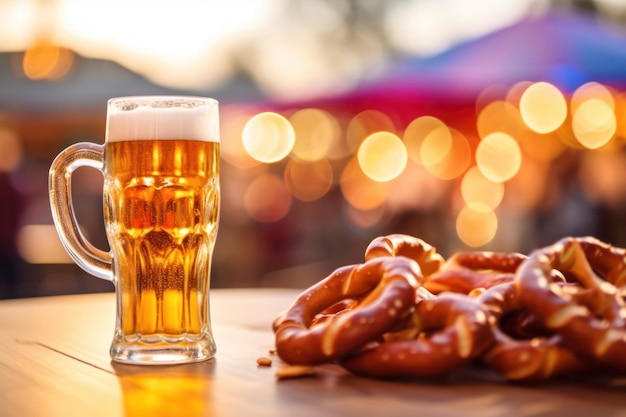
479,282 -> 587,380
340,292 -> 493,378
516,236 -> 626,371
365,234 -> 445,277
273,256 -> 423,365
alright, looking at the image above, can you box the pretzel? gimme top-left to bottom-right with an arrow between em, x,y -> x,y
340,292 -> 494,378
515,236 -> 626,371
479,282 -> 587,380
425,251 -> 565,295
578,237 -> 626,290
365,234 -> 445,277
424,252 -> 520,295
273,256 -> 423,365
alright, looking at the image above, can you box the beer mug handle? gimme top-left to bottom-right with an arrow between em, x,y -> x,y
49,142 -> 113,281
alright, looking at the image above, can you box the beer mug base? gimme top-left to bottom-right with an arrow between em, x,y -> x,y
110,335 -> 216,365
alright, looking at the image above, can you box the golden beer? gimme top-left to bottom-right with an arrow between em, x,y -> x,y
104,139 -> 219,340
49,96 -> 220,364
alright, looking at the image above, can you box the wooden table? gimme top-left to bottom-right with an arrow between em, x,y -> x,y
1,289 -> 624,417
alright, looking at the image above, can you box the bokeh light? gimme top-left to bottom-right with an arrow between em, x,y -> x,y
0,127 -> 23,172
519,82 -> 567,134
22,40 -> 75,80
614,92 -> 626,143
456,203 -> 498,247
346,110 -> 396,153
340,157 -> 390,211
461,166 -> 505,209
284,158 -> 333,202
476,132 -> 522,182
357,131 -> 407,182
506,81 -> 534,107
289,108 -> 339,162
221,109 -> 262,169
17,225 -> 72,264
421,127 -> 471,180
244,173 -> 292,223
571,82 -> 615,112
419,126 -> 452,167
403,116 -> 447,164
242,112 -> 295,163
476,84 -> 510,114
572,97 -> 616,149
476,100 -> 524,139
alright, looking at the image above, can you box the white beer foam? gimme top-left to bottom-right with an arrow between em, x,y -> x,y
106,97 -> 219,143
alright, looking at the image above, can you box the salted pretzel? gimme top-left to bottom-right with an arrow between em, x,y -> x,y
340,292 -> 494,378
273,256 -> 423,365
364,234 -> 445,277
424,251 -> 524,294
577,237 -> 626,290
478,282 -> 587,381
515,236 -> 626,371
425,251 -> 567,295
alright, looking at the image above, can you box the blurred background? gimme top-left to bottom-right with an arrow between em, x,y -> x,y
0,0 -> 625,298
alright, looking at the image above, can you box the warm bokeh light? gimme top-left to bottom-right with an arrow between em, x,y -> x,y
243,173 -> 292,223
357,131 -> 407,182
220,109 -> 262,169
340,157 -> 390,211
346,110 -> 396,153
289,108 -> 339,162
476,100 -> 524,139
461,166 -> 505,209
506,81 -> 534,107
403,116 -> 447,164
0,127 -> 23,172
456,203 -> 498,247
614,92 -> 626,143
421,127 -> 471,180
519,82 -> 567,134
17,225 -> 72,264
22,40 -> 75,80
419,126 -> 452,166
572,98 -> 616,149
242,112 -> 295,163
284,158 -> 333,202
571,82 -> 615,112
476,132 -> 522,182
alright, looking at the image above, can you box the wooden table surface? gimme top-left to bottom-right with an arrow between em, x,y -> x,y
1,288 -> 625,417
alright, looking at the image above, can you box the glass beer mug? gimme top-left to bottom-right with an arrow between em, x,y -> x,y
49,96 -> 220,365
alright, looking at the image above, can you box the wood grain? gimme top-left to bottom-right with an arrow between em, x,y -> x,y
0,289 -> 625,417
